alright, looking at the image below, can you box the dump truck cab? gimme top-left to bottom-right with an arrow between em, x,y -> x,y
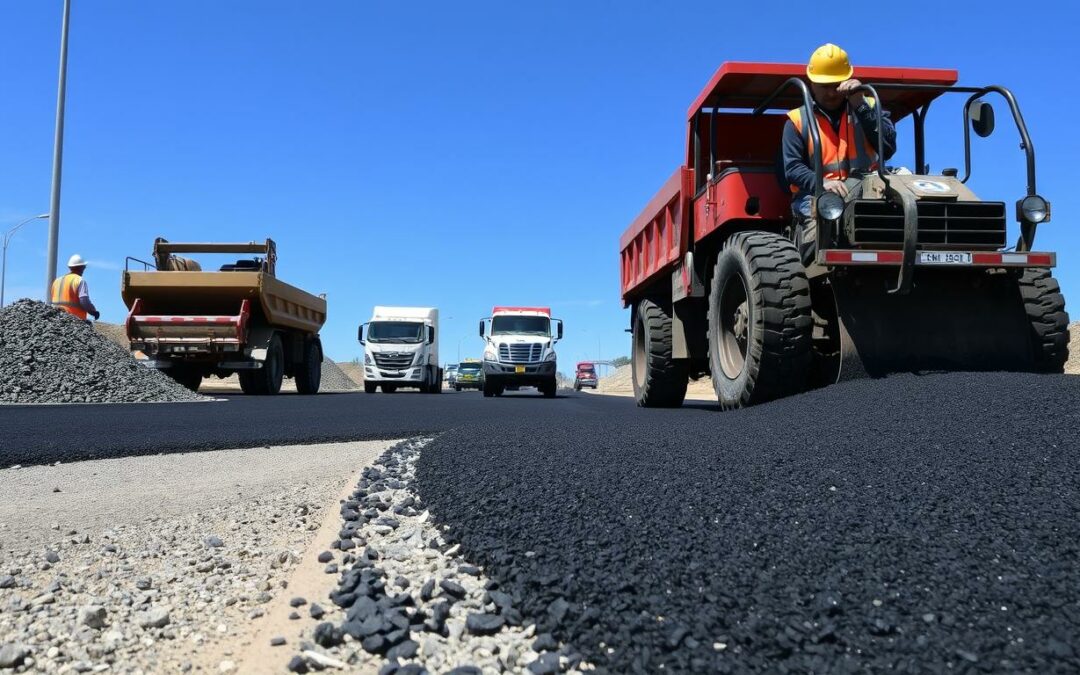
620,62 -> 1067,409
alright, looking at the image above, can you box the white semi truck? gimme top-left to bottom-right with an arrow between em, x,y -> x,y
479,306 -> 563,398
358,306 -> 442,394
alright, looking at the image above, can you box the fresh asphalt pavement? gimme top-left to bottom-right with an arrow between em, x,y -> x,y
4,373 -> 1080,671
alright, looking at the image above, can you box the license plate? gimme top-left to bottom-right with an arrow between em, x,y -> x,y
515,365 -> 525,374
918,251 -> 971,265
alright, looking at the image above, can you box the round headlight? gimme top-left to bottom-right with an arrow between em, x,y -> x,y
817,192 -> 845,221
1020,195 -> 1049,223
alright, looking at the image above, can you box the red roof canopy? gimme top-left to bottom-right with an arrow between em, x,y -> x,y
491,306 -> 551,316
687,62 -> 959,122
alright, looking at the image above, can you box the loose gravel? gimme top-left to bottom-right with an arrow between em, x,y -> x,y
0,301 -> 202,405
416,371 -> 1080,673
319,359 -> 360,393
286,438 -> 592,674
0,440 -> 391,673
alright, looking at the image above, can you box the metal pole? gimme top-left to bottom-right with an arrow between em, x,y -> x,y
45,0 -> 71,299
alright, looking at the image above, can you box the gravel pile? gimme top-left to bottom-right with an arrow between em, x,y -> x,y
596,364 -> 715,398
320,359 -> 360,392
417,371 -> 1080,672
92,322 -> 129,350
1066,323 -> 1080,374
0,301 -> 202,404
287,438 -> 590,674
0,477 -> 331,673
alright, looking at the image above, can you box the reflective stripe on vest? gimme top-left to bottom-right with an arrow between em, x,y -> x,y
787,99 -> 879,193
51,273 -> 87,319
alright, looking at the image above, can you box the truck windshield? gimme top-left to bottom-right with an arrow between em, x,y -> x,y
367,321 -> 424,343
459,363 -> 481,373
491,316 -> 550,336
579,367 -> 595,375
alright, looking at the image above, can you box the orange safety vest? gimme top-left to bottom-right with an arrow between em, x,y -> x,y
787,99 -> 879,194
50,273 -> 87,319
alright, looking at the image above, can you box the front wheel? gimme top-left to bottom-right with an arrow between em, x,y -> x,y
381,384 -> 397,393
708,231 -> 811,410
542,379 -> 557,398
364,382 -> 378,394
1019,268 -> 1069,373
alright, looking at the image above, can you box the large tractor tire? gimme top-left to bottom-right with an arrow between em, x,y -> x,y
1019,268 -> 1069,373
708,231 -> 812,410
294,338 -> 322,395
632,298 -> 688,408
167,366 -> 202,392
239,334 -> 284,395
364,382 -> 378,394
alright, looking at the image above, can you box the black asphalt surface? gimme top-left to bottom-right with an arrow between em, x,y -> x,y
415,373 -> 1080,673
4,373 -> 1080,671
0,388 -> 626,467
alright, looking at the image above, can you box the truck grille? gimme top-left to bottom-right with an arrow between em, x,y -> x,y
373,353 -> 414,370
847,200 -> 1007,250
499,343 -> 542,363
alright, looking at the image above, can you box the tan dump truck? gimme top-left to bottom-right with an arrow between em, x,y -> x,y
121,238 -> 327,395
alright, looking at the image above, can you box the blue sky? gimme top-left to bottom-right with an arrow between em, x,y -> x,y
1,1 -> 1076,367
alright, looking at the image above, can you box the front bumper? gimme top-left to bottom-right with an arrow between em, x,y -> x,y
364,366 -> 424,383
455,377 -> 482,389
483,360 -> 556,385
575,379 -> 597,389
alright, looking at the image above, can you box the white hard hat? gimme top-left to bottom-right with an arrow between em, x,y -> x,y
67,254 -> 87,268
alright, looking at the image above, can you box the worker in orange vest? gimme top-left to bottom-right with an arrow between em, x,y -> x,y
50,254 -> 100,321
782,43 -> 897,264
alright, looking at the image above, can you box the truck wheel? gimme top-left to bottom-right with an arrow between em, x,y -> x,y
240,333 -> 285,395
382,384 -> 397,393
294,338 -> 322,395
455,385 -> 461,391
632,298 -> 688,408
364,382 -> 378,394
167,367 -> 202,392
1019,268 -> 1069,373
483,379 -> 496,397
708,231 -> 812,409
542,379 -> 557,398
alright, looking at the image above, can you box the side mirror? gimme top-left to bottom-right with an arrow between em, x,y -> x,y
555,320 -> 564,340
427,326 -> 435,345
357,323 -> 365,344
478,320 -> 485,337
969,101 -> 995,138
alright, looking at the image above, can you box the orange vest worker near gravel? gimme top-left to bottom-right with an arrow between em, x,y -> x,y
50,254 -> 100,321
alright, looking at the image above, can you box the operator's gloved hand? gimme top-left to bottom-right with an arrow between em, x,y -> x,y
92,310 -> 101,321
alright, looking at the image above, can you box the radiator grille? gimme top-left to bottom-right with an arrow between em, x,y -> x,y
498,343 -> 542,363
373,352 -> 414,370
847,200 -> 1007,250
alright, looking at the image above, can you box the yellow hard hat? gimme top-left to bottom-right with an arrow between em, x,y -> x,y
806,43 -> 854,84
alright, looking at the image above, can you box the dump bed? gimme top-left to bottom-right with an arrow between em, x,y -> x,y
619,168 -> 693,306
121,270 -> 326,334
121,239 -> 326,348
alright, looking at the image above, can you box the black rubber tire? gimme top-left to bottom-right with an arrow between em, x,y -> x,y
167,367 -> 202,392
294,338 -> 322,395
1019,268 -> 1069,373
455,385 -> 462,392
632,297 -> 688,408
381,384 -> 397,393
427,367 -> 443,394
239,334 -> 284,395
364,382 -> 378,394
483,378 -> 497,397
708,231 -> 812,410
542,378 -> 557,398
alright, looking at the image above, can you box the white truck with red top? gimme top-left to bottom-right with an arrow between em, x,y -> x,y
479,306 -> 563,398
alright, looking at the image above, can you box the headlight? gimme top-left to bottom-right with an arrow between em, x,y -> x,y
364,353 -> 372,365
483,348 -> 498,362
1019,195 -> 1050,224
816,192 -> 845,221
544,351 -> 557,362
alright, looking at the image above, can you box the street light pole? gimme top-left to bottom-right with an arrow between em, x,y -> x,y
2,214 -> 51,308
44,0 -> 72,298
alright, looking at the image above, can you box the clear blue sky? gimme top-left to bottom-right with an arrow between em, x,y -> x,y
2,1 -> 1076,367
